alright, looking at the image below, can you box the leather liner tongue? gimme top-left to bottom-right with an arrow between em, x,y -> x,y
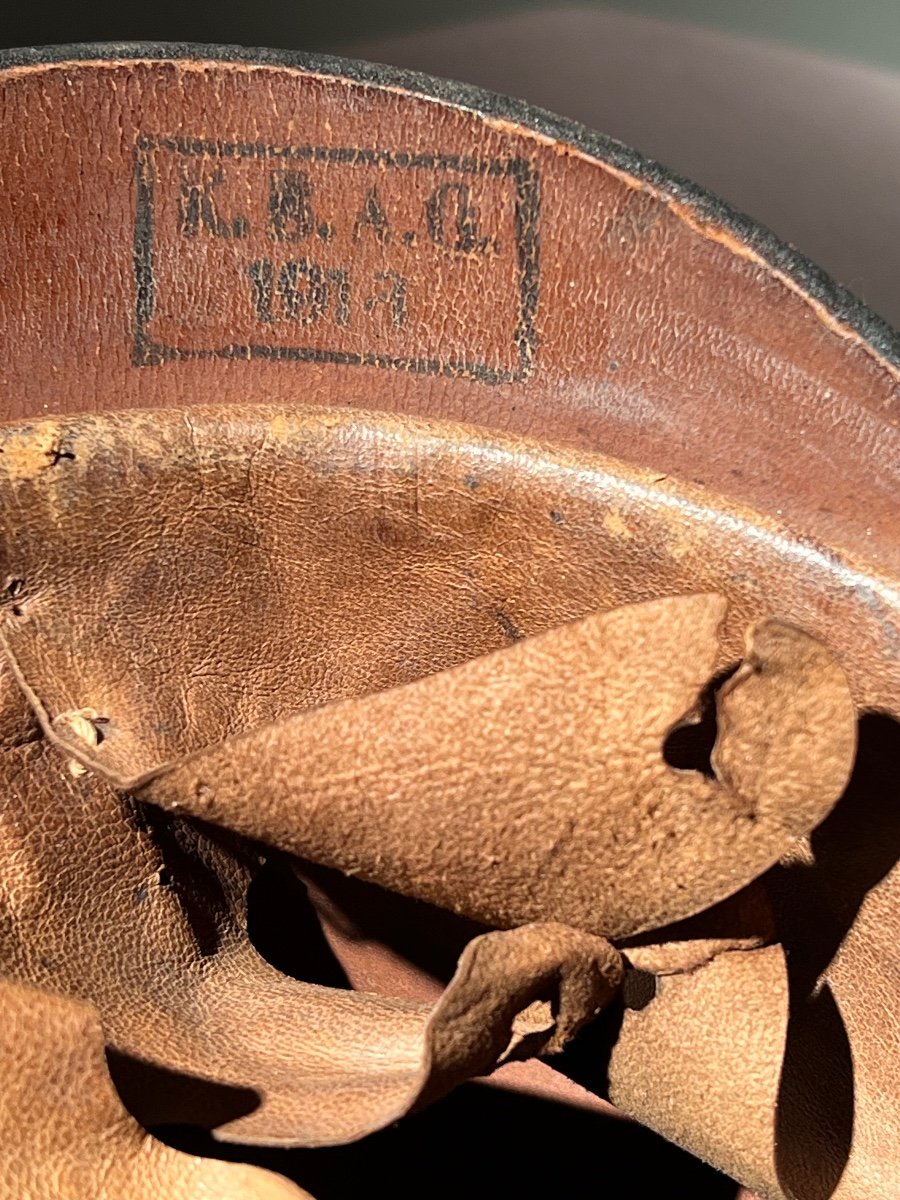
0,406 -> 856,939
134,594 -> 854,937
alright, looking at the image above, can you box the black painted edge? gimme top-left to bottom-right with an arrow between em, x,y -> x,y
3,39 -> 899,370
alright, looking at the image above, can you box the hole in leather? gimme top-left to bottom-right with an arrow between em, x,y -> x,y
662,665 -> 738,778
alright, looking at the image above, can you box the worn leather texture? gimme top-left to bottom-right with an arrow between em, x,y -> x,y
0,46 -> 897,1200
0,978 -> 310,1200
0,409 -> 857,935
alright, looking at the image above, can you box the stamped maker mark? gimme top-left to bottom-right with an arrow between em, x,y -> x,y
133,136 -> 540,384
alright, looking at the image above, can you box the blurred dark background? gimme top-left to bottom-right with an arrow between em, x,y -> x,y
3,0 -> 900,327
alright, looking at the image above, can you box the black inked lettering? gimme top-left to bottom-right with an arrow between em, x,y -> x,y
135,137 -> 540,384
248,259 -> 275,322
277,259 -> 327,324
326,267 -> 351,327
426,181 -> 489,254
268,170 -> 315,242
365,269 -> 407,329
353,186 -> 391,244
178,166 -> 248,239
249,258 -> 348,326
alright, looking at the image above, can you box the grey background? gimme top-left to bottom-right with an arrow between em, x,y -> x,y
9,1 -> 900,72
348,3 -> 900,329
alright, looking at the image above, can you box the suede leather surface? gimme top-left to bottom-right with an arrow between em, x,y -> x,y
0,978 -> 309,1200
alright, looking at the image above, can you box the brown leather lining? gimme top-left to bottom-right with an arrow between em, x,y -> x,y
0,50 -> 896,1200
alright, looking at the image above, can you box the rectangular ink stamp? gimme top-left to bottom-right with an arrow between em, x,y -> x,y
134,137 -> 540,384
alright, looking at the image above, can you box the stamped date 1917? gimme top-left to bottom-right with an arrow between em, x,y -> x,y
134,136 -> 540,384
